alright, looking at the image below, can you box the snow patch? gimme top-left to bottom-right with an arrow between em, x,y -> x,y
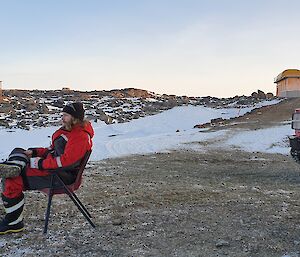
0,103 -> 292,161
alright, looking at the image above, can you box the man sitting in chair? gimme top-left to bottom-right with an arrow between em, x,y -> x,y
0,102 -> 94,234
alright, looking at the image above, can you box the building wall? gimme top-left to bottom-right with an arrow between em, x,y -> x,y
276,77 -> 300,97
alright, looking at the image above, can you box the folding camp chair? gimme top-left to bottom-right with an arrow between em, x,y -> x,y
39,150 -> 95,234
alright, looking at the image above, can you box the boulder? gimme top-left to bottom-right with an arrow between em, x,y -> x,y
252,90 -> 266,99
266,92 -> 274,99
53,99 -> 65,108
257,90 -> 266,99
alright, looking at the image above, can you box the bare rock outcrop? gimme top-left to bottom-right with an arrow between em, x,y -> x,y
0,87 -> 278,129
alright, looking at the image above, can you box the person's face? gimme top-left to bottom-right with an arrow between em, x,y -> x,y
61,112 -> 73,128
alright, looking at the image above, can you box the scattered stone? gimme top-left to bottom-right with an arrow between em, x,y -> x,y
216,239 -> 230,247
194,124 -> 206,128
112,219 -> 123,226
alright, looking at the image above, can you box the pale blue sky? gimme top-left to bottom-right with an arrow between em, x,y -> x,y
1,0 -> 300,97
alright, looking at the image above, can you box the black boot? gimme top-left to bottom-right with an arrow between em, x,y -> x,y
0,193 -> 25,234
0,148 -> 29,179
0,163 -> 21,178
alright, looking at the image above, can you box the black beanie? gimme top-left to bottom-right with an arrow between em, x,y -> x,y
62,102 -> 85,121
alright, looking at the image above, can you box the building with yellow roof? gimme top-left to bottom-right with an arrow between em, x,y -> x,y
274,69 -> 300,97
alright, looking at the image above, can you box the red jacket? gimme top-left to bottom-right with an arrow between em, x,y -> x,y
32,121 -> 94,170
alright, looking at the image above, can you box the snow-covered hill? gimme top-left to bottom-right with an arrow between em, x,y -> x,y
0,99 -> 291,162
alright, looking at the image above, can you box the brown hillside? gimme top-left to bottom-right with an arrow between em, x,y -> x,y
210,98 -> 300,130
236,98 -> 300,123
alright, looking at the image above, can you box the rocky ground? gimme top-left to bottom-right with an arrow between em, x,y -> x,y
1,95 -> 300,257
1,149 -> 300,257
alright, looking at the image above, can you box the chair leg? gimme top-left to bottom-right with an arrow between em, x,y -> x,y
71,192 -> 92,218
66,192 -> 96,228
54,174 -> 96,228
43,192 -> 53,234
43,175 -> 54,234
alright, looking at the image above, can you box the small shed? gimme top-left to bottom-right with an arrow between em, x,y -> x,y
274,69 -> 300,97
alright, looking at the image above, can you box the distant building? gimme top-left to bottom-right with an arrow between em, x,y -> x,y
274,69 -> 300,97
